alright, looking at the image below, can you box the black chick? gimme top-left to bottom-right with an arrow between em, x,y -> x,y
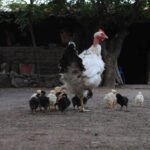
39,91 -> 50,111
116,93 -> 128,111
55,93 -> 71,112
72,89 -> 93,108
29,97 -> 39,113
72,96 -> 87,108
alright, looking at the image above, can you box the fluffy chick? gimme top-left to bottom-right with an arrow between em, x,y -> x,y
55,92 -> 71,112
134,91 -> 144,107
72,96 -> 87,109
29,89 -> 41,113
116,93 -> 128,111
39,90 -> 50,111
47,90 -> 57,111
72,89 -> 93,109
104,89 -> 117,109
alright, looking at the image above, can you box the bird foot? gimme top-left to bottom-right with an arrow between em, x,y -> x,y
80,108 -> 90,112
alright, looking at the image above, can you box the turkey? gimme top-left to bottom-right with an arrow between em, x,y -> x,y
59,29 -> 108,112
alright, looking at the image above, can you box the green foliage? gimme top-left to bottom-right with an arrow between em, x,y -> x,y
0,0 -> 149,31
66,1 -> 95,17
8,3 -> 52,30
14,11 -> 29,30
0,12 -> 13,24
0,0 -> 2,8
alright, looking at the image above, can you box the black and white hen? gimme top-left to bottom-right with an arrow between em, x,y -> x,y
59,29 -> 108,112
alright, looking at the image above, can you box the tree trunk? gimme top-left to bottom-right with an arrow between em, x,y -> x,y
102,31 -> 128,87
29,0 -> 40,83
28,20 -> 36,47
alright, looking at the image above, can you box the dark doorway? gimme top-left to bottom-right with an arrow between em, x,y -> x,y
119,23 -> 150,84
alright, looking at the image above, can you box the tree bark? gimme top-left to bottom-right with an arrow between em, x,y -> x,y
102,31 -> 128,87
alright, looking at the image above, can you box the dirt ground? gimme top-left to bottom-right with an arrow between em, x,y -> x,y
0,86 -> 150,150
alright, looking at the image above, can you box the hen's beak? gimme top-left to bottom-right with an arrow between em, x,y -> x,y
104,34 -> 109,39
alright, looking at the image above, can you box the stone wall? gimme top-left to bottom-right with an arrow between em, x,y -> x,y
0,46 -> 64,75
0,46 -> 65,87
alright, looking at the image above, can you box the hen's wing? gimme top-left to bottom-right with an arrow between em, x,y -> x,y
59,42 -> 86,96
59,42 -> 85,73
